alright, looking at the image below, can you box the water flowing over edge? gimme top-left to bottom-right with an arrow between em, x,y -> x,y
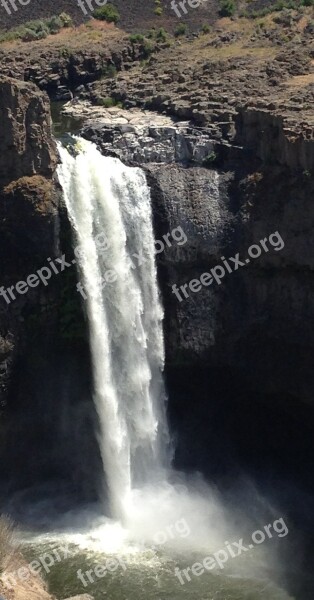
57,137 -> 171,523
52,138 -> 291,600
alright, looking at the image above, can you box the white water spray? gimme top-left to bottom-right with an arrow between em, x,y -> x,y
57,138 -> 170,522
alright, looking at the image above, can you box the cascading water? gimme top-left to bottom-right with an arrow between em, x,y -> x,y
8,136 -> 290,600
53,138 -> 290,600
57,137 -> 170,522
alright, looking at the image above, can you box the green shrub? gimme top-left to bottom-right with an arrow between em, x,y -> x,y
17,19 -> 50,41
243,0 -> 313,16
20,28 -> 44,41
59,12 -> 73,27
174,22 -> 187,36
47,15 -> 63,34
154,6 -> 163,15
23,19 -> 47,33
147,28 -> 156,38
156,27 -> 167,41
129,33 -> 145,43
219,0 -> 236,16
93,3 -> 120,23
129,34 -> 155,56
143,39 -> 154,56
201,23 -> 211,34
0,13 -> 71,44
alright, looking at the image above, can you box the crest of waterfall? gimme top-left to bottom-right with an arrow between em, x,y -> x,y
57,138 -> 170,521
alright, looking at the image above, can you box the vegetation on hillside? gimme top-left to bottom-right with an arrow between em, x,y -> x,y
219,0 -> 236,16
0,13 -> 72,43
92,3 -> 120,23
174,22 -> 188,37
241,0 -> 314,17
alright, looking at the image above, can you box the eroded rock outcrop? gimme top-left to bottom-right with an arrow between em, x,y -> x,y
63,102 -> 215,165
0,77 -> 58,186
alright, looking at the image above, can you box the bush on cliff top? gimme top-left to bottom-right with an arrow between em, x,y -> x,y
92,4 -> 120,23
219,0 -> 236,16
0,13 -> 72,44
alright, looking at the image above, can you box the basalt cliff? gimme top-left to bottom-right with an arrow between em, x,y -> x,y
0,8 -> 313,529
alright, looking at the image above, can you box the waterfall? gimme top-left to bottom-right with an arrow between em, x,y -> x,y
57,138 -> 170,522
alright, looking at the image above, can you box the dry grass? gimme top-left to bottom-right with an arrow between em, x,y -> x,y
284,73 -> 314,87
0,517 -> 54,600
171,32 -> 278,63
0,18 -> 122,49
0,516 -> 16,573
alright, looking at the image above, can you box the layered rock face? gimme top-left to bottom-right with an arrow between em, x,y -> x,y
0,78 -> 100,501
144,153 -> 314,495
0,77 -> 59,404
235,108 -> 314,171
147,162 -> 314,398
0,77 -> 57,185
0,32 -> 160,101
63,103 -> 215,164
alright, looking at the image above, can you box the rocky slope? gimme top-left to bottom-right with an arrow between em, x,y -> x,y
87,13 -> 314,169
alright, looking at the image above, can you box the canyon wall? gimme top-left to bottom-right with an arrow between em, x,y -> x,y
0,69 -> 313,499
0,76 -> 59,406
0,77 -> 101,501
144,135 -> 314,489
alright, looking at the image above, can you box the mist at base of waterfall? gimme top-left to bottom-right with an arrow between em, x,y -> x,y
10,470 -> 293,600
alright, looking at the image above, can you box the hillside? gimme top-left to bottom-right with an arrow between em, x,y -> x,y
0,0 -> 300,32
1,0 -> 215,32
